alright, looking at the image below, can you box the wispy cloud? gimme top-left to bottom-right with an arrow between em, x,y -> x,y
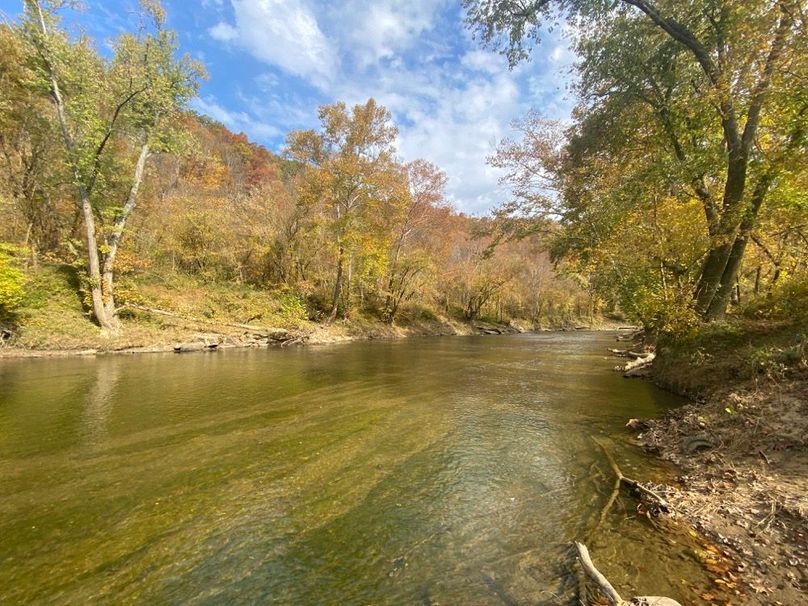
191,96 -> 282,139
208,0 -> 336,88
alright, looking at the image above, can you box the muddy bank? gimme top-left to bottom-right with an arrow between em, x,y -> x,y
633,374 -> 808,605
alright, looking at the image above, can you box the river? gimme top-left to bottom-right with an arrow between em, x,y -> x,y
0,332 -> 712,604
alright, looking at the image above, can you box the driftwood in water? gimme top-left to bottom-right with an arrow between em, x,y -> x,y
622,352 -> 655,371
607,346 -> 655,377
620,352 -> 655,378
585,436 -> 671,546
575,542 -> 625,605
591,437 -> 671,511
173,341 -> 218,353
574,542 -> 682,606
608,349 -> 651,359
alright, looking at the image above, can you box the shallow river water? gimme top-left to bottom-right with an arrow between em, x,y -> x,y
1,332 -> 713,604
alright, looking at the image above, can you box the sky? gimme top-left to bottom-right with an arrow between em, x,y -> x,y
0,0 -> 577,215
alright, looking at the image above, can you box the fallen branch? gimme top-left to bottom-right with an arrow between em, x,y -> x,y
586,471 -> 621,542
592,437 -> 671,512
574,542 -> 682,606
608,348 -> 652,360
119,304 -> 290,340
575,542 -> 626,605
623,352 -> 655,372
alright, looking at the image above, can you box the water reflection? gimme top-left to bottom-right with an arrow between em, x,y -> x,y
81,357 -> 122,450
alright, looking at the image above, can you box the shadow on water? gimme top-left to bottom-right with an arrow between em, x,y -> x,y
0,333 -> 713,604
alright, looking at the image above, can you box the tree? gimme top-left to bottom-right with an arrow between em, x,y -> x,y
0,25 -> 64,253
466,0 -> 807,320
286,99 -> 399,322
23,0 -> 202,331
381,160 -> 448,323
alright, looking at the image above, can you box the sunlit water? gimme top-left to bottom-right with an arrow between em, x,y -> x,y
0,333 -> 712,604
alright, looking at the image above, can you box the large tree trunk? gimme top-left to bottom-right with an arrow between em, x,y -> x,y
101,141 -> 150,321
31,0 -> 118,331
79,191 -> 116,330
693,144 -> 749,319
705,173 -> 774,319
625,0 -> 792,322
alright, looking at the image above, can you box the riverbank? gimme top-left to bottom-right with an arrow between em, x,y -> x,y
630,320 -> 807,605
0,264 -> 615,358
0,314 -> 522,359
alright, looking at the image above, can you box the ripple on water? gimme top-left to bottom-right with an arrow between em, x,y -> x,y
0,333 -> 712,604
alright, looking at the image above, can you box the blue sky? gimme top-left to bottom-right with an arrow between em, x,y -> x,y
0,0 -> 577,214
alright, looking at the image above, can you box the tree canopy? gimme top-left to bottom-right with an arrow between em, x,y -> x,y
470,0 -> 807,329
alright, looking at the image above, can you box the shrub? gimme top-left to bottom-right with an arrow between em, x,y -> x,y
278,292 -> 307,322
0,248 -> 26,318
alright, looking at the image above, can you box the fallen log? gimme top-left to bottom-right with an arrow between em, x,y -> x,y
121,304 -> 290,340
623,365 -> 653,378
623,352 -> 655,372
281,336 -> 307,347
608,349 -> 651,359
574,542 -> 682,606
575,542 -> 625,605
173,341 -> 218,353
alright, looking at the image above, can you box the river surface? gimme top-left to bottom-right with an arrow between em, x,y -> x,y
0,333 -> 712,605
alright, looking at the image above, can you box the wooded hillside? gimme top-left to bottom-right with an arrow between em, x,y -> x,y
0,1 -> 594,346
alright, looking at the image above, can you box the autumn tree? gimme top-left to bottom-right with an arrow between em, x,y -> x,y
379,160 -> 449,322
0,25 -> 64,253
23,0 -> 202,331
466,0 -> 807,321
286,99 -> 399,322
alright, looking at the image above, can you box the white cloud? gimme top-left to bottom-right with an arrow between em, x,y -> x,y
393,72 -> 522,213
208,22 -> 238,42
201,0 -> 576,214
191,96 -> 282,139
460,49 -> 506,75
337,0 -> 447,68
213,0 -> 336,87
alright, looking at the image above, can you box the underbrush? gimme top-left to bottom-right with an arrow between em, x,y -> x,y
3,261 -> 608,352
654,281 -> 808,396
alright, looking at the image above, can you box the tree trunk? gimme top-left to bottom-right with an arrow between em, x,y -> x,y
31,0 -> 117,331
345,253 -> 353,319
693,149 -> 748,318
101,141 -> 150,321
79,191 -> 117,330
705,172 -> 773,319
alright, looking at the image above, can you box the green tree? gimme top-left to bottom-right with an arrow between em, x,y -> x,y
0,25 -> 64,253
0,247 -> 26,319
466,0 -> 807,320
23,0 -> 202,331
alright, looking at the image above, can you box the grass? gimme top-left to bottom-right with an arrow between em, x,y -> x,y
654,305 -> 808,397
2,262 -> 608,354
